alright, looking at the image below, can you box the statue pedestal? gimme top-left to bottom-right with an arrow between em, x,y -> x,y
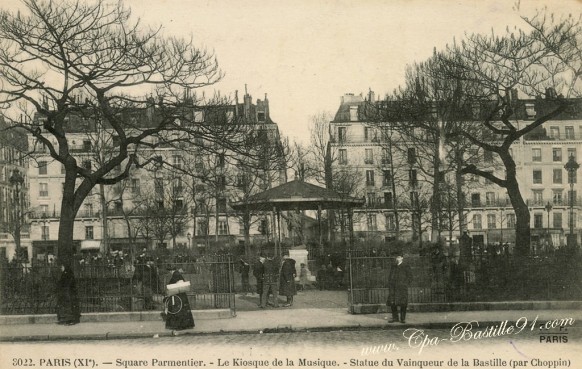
289,248 -> 315,282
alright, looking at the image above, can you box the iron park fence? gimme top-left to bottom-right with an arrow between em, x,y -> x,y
0,255 -> 236,315
346,250 -> 582,310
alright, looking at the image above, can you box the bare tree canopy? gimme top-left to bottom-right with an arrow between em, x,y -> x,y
370,10 -> 581,255
0,0 -> 257,265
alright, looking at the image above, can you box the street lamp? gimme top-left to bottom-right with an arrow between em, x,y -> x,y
545,202 -> 552,253
9,169 -> 24,260
564,155 -> 580,249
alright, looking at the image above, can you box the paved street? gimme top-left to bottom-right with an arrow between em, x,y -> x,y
2,327 -> 580,368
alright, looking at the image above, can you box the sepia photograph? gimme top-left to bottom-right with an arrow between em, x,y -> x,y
0,0 -> 581,368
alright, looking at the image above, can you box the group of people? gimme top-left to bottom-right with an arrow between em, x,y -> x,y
250,252 -> 304,308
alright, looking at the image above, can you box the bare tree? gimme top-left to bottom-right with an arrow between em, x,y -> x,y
0,0 -> 258,268
440,11 -> 582,255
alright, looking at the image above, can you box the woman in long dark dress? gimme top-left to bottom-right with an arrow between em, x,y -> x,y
164,267 -> 195,330
56,264 -> 81,325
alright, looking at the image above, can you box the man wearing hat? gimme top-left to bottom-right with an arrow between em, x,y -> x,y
387,252 -> 413,323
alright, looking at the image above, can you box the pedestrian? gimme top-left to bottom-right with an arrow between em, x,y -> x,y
239,258 -> 251,294
279,253 -> 296,307
260,253 -> 280,309
387,252 -> 412,324
164,266 -> 195,330
56,264 -> 81,325
253,254 -> 266,304
299,263 -> 309,291
133,257 -> 160,310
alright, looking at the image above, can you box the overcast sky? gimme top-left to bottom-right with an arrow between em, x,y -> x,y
3,0 -> 580,143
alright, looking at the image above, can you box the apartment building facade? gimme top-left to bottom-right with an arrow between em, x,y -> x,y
26,89 -> 286,261
330,92 -> 582,251
0,117 -> 30,260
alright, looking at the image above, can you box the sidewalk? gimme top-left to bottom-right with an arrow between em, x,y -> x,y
1,306 -> 581,341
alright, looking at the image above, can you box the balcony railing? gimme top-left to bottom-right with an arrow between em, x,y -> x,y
527,198 -> 582,207
524,132 -> 582,141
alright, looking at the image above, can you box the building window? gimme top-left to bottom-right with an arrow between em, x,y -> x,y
549,126 -> 560,138
84,203 -> 93,217
532,148 -> 542,162
364,149 -> 374,164
238,220 -> 245,235
83,160 -> 92,171
408,169 -> 417,187
38,161 -> 48,175
338,127 -> 347,142
553,190 -> 563,205
83,140 -> 91,152
484,151 -> 493,163
568,191 -> 578,204
553,169 -> 562,184
567,148 -> 577,160
131,178 -> 140,194
382,170 -> 391,186
85,226 -> 94,240
40,204 -> 49,217
507,214 -> 516,228
154,178 -> 164,198
553,212 -> 562,228
381,148 -> 390,164
216,198 -> 227,213
197,221 -> 208,236
487,214 -> 497,229
364,127 -> 371,141
173,199 -> 183,210
471,193 -> 481,207
172,155 -> 183,169
41,225 -> 49,240
257,112 -> 265,122
472,214 -> 482,230
553,148 -> 562,162
366,170 -> 375,186
217,153 -> 225,167
384,192 -> 393,208
367,214 -> 377,231
533,190 -> 544,204
565,126 -> 575,139
195,159 -> 204,171
407,148 -> 416,165
363,192 -> 374,206
485,192 -> 496,206
385,213 -> 395,231
339,149 -> 347,165
534,213 -> 543,228
39,183 -> 49,197
218,220 -> 228,235
533,170 -> 542,184
349,106 -> 358,121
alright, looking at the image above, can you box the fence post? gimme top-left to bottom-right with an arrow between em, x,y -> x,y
228,254 -> 236,316
348,250 -> 354,314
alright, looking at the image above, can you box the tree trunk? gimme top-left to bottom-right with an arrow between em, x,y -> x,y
57,199 -> 78,268
506,177 -> 530,256
455,149 -> 466,238
431,142 -> 441,243
243,210 -> 251,258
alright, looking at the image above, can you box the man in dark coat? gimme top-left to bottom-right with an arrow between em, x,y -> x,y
133,257 -> 160,310
279,253 -> 296,307
260,254 -> 280,308
56,264 -> 81,325
387,252 -> 413,323
253,254 -> 266,305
